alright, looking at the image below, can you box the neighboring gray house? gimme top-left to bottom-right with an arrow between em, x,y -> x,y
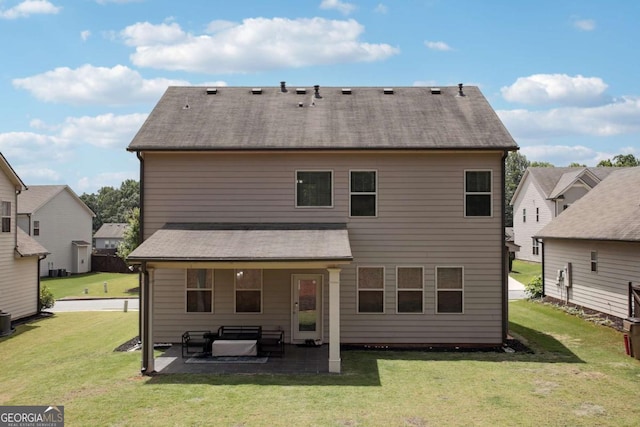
536,167 -> 640,320
511,167 -> 615,262
94,223 -> 128,253
0,153 -> 49,323
126,85 -> 518,374
17,185 -> 95,277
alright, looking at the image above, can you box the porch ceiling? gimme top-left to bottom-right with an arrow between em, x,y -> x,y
127,222 -> 353,264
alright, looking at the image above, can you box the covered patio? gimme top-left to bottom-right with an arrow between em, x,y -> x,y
127,223 -> 353,375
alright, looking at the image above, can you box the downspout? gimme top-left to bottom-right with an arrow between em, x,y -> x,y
136,151 -> 145,347
540,238 -> 545,298
37,254 -> 47,314
501,150 -> 508,343
140,262 -> 151,374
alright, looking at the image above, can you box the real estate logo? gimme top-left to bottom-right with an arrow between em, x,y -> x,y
0,406 -> 64,427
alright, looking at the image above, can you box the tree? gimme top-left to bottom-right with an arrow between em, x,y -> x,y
598,154 -> 639,167
505,151 -> 530,227
529,161 -> 554,167
118,207 -> 140,261
568,162 -> 586,167
80,180 -> 140,232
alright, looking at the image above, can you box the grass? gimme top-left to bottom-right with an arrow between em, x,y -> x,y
43,272 -> 139,299
1,301 -> 640,426
510,259 -> 542,285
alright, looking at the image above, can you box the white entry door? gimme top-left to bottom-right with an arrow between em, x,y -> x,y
292,274 -> 323,343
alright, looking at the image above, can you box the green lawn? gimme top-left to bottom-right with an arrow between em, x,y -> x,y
43,272 -> 139,299
1,301 -> 639,426
510,259 -> 542,285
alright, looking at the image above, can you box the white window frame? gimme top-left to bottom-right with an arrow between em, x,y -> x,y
185,269 -> 214,313
522,208 -> 526,223
396,266 -> 424,314
532,238 -> 540,256
590,251 -> 598,273
536,207 -> 539,222
33,220 -> 40,236
1,201 -> 10,233
234,269 -> 263,314
435,266 -> 464,314
295,170 -> 334,208
357,266 -> 385,314
464,170 -> 493,218
349,169 -> 378,217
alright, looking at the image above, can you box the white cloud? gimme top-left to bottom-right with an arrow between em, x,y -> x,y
0,0 -> 60,19
501,74 -> 609,106
81,30 -> 91,41
58,113 -> 148,148
424,41 -> 452,51
206,20 -> 237,33
76,171 -> 138,193
13,64 -> 189,105
573,18 -> 596,31
320,0 -> 356,15
519,145 -> 607,167
122,18 -> 399,74
16,166 -> 61,181
374,4 -> 388,14
498,96 -> 640,139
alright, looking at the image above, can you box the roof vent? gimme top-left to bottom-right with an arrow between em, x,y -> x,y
206,87 -> 217,95
342,88 -> 352,95
383,88 -> 394,94
430,88 -> 441,95
280,81 -> 287,93
182,97 -> 190,109
458,83 -> 465,97
296,88 -> 307,94
251,88 -> 262,95
314,85 -> 322,99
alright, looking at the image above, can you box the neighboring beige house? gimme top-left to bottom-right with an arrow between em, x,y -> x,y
511,167 -> 615,262
17,185 -> 95,277
127,85 -> 518,374
536,167 -> 640,320
94,223 -> 128,253
0,153 -> 49,324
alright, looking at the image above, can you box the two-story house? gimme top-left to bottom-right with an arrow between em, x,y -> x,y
511,167 -> 615,262
17,185 -> 95,277
127,85 -> 518,374
0,153 -> 49,327
536,167 -> 640,321
94,223 -> 128,254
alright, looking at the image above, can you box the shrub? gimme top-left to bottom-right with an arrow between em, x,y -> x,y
40,284 -> 55,310
524,275 -> 543,299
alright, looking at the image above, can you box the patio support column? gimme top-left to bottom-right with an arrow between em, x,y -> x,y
141,266 -> 154,374
327,267 -> 341,373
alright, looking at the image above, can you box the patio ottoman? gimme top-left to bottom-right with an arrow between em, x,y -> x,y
211,339 -> 258,357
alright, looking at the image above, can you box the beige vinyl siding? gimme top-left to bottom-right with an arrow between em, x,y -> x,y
544,239 -> 640,319
145,151 -> 504,345
0,173 -> 39,320
512,178 -> 554,263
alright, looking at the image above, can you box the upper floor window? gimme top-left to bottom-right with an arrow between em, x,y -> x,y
235,269 -> 262,313
536,207 -> 539,222
357,266 -> 385,313
532,238 -> 539,255
186,269 -> 213,313
464,171 -> 492,217
523,208 -> 527,223
296,171 -> 332,208
33,220 -> 40,236
1,201 -> 10,233
397,267 -> 424,313
590,251 -> 598,273
350,170 -> 377,217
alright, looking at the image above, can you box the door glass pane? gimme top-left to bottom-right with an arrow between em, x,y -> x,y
298,279 -> 317,331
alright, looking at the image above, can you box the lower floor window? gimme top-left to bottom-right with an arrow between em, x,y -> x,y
235,269 -> 262,313
397,267 -> 424,313
358,267 -> 385,313
186,269 -> 213,312
532,238 -> 540,255
436,267 -> 463,313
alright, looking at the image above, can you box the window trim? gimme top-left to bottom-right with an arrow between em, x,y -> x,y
185,269 -> 214,314
356,266 -> 385,314
464,170 -> 493,218
349,169 -> 378,218
522,208 -> 526,223
396,266 -> 424,314
536,207 -> 539,222
590,251 -> 598,273
435,266 -> 464,314
234,269 -> 263,314
33,220 -> 40,236
295,169 -> 334,209
1,201 -> 10,233
532,238 -> 540,256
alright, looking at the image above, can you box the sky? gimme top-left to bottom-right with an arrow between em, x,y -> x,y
1,0 -> 639,195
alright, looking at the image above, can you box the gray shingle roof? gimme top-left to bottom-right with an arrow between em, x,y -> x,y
94,223 -> 128,239
128,223 -> 353,262
536,167 -> 640,241
0,152 -> 26,191
526,167 -> 616,199
16,228 -> 49,257
127,86 -> 518,151
18,185 -> 95,217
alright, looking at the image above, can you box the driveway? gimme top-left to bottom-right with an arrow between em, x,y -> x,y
49,298 -> 139,312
